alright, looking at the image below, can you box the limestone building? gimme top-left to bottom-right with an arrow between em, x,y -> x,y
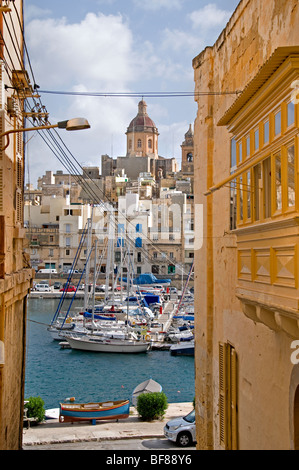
193,0 -> 299,450
0,0 -> 34,450
25,116 -> 195,285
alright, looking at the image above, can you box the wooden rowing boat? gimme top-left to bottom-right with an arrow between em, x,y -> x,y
59,399 -> 130,424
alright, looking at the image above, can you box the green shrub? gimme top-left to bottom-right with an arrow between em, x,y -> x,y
25,396 -> 45,423
137,392 -> 168,421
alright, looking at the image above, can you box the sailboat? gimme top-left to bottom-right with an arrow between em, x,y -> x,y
65,330 -> 150,353
47,221 -> 91,340
63,235 -> 151,353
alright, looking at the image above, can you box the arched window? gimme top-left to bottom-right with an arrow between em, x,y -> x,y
137,139 -> 142,148
187,152 -> 193,162
148,139 -> 152,149
129,139 -> 132,149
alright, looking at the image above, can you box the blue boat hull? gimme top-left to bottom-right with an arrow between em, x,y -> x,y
59,400 -> 130,423
170,344 -> 194,356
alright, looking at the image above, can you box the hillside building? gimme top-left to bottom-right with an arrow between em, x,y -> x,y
193,0 -> 299,451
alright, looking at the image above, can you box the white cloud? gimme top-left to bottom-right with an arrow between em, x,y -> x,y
133,0 -> 183,11
25,12 -> 141,184
24,8 -> 195,186
161,28 -> 204,55
188,3 -> 231,30
25,5 -> 52,22
26,13 -> 136,90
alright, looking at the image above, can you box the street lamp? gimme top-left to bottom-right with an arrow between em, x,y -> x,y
0,117 -> 91,152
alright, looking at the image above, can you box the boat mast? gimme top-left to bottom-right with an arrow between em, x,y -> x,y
105,206 -> 115,302
91,239 -> 97,329
120,235 -> 123,302
84,212 -> 93,313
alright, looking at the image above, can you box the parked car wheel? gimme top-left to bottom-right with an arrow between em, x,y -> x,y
176,431 -> 192,447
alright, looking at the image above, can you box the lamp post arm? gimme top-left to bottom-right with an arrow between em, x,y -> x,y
0,124 -> 58,152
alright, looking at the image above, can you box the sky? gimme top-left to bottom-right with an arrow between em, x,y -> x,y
23,0 -> 240,187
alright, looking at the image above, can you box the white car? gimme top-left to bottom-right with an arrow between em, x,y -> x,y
35,284 -> 51,292
164,409 -> 196,447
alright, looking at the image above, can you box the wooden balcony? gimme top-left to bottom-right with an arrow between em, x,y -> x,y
235,216 -> 299,337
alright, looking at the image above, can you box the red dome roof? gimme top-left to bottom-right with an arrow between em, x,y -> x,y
127,100 -> 158,133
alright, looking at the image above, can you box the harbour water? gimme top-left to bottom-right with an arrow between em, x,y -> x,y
25,298 -> 195,410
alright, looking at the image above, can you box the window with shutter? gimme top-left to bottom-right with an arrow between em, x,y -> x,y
219,342 -> 238,450
219,342 -> 228,448
16,190 -> 22,224
15,155 -> 23,223
0,167 -> 3,212
0,215 -> 4,278
0,111 -> 4,161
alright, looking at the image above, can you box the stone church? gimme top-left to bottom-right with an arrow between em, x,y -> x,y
101,100 -> 178,180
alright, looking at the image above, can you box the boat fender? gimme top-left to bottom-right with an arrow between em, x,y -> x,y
145,334 -> 151,341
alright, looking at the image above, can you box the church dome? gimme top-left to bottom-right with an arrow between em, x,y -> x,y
127,100 -> 158,134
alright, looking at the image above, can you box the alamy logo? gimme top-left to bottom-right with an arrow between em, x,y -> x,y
291,80 -> 299,105
93,202 -> 203,251
290,340 -> 299,365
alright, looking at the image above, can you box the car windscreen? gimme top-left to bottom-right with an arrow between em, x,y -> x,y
183,409 -> 195,423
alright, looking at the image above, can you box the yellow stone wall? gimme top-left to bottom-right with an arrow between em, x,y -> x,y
193,0 -> 299,450
0,1 -> 34,450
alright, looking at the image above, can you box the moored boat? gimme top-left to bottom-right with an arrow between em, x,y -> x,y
65,331 -> 151,353
132,378 -> 162,406
59,399 -> 130,423
170,340 -> 194,356
122,273 -> 171,287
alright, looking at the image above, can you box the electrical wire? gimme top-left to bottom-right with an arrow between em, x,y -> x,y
2,7 -> 195,279
38,89 -> 242,98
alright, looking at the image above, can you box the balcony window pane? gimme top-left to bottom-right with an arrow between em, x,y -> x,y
287,101 -> 295,127
254,129 -> 259,151
239,141 -> 243,163
264,121 -> 269,144
275,111 -> 281,135
247,171 -> 251,220
246,136 -> 250,157
287,145 -> 295,207
230,179 -> 237,230
275,152 -> 282,211
253,164 -> 261,221
238,176 -> 243,222
263,157 -> 271,218
231,138 -> 236,170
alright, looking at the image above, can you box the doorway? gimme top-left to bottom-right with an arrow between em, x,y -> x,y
294,386 -> 299,450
